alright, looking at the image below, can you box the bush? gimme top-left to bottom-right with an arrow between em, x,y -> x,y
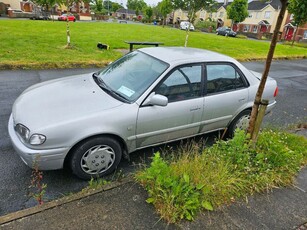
236,34 -> 247,39
195,20 -> 216,32
136,130 -> 307,223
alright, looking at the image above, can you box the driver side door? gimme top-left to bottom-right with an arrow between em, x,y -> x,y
135,64 -> 204,148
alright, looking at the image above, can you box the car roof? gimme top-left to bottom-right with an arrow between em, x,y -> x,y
139,47 -> 235,65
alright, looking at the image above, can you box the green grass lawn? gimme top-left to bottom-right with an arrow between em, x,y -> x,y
0,20 -> 306,69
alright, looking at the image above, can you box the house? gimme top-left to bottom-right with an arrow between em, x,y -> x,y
57,2 -> 90,15
172,9 -> 188,25
1,0 -> 90,19
282,13 -> 307,42
1,0 -> 35,17
207,0 -> 232,28
237,0 -> 288,39
1,0 -> 25,11
172,0 -> 232,28
115,8 -> 141,20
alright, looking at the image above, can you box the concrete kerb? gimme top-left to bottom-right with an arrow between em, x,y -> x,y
0,176 -> 134,226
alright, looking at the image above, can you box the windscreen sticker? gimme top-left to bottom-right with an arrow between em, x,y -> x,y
118,86 -> 135,97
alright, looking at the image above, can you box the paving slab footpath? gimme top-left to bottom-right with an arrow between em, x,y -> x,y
0,165 -> 306,230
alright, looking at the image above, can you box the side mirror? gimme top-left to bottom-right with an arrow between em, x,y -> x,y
143,93 -> 168,107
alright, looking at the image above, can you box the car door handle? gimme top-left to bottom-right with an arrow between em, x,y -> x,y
238,98 -> 246,102
190,107 -> 201,112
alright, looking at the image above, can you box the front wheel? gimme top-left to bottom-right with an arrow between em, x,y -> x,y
70,136 -> 122,180
228,110 -> 251,138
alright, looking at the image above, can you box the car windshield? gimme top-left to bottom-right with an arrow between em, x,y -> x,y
96,51 -> 169,102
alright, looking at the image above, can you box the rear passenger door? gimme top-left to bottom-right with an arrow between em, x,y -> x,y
200,63 -> 249,133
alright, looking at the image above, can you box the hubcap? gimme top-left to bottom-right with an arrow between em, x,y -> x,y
234,114 -> 250,131
81,145 -> 115,175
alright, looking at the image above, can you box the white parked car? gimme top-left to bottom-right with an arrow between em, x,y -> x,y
180,21 -> 195,31
8,47 -> 278,180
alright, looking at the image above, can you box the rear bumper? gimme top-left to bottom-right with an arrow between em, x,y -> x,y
8,114 -> 69,170
266,101 -> 277,114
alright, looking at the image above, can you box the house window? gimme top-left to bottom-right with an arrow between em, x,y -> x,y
219,12 -> 224,17
290,14 -> 294,20
248,13 -> 253,18
200,12 -> 205,18
304,30 -> 307,39
243,25 -> 250,32
264,11 -> 271,19
253,25 -> 258,33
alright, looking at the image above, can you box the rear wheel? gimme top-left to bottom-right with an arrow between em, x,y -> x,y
228,110 -> 251,138
70,136 -> 122,180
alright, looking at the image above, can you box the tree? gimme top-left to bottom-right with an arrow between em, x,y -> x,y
159,0 -> 172,27
226,0 -> 248,28
145,6 -> 153,22
247,0 -> 288,144
93,0 -> 103,12
111,2 -> 122,12
171,0 -> 216,47
288,0 -> 307,45
127,0 -> 147,12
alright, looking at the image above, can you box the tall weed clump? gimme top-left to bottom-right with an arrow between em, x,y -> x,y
136,129 -> 307,223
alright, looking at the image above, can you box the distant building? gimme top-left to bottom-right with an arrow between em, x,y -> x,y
115,8 -> 142,20
282,13 -> 307,42
208,0 -> 232,28
237,0 -> 288,39
0,0 -> 90,19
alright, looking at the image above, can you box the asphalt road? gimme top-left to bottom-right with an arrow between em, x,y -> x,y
0,59 -> 306,216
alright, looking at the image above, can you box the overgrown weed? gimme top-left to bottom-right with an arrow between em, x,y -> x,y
136,129 -> 307,223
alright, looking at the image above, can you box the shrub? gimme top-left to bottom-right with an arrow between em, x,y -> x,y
195,20 -> 216,32
136,130 -> 307,223
236,34 -> 247,39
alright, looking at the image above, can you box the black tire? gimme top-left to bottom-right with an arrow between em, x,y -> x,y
228,110 -> 251,138
70,136 -> 122,180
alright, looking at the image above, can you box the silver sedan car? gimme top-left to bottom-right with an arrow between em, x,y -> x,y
8,47 -> 278,180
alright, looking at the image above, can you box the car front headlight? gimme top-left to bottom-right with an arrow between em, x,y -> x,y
15,123 -> 46,145
15,123 -> 30,143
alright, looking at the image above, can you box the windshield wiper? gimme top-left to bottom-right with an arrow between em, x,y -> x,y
109,90 -> 130,102
93,73 -> 108,90
92,74 -> 129,103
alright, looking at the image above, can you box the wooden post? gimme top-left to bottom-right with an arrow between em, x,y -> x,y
251,99 -> 269,147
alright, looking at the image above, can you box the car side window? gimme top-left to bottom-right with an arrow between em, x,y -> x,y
156,65 -> 202,102
206,64 -> 246,94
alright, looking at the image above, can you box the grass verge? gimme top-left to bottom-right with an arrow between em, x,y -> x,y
136,129 -> 307,223
1,20 -> 307,69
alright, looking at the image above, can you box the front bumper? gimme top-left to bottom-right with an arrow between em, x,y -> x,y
8,114 -> 69,170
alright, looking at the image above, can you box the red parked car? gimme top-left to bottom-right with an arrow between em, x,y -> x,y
58,14 -> 76,22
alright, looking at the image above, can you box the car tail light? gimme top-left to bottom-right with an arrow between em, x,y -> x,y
274,86 -> 278,97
